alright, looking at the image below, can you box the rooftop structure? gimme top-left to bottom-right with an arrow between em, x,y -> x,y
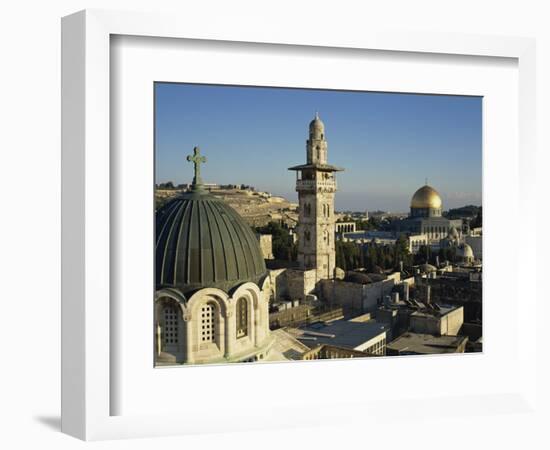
265,328 -> 311,361
289,319 -> 390,354
386,333 -> 468,355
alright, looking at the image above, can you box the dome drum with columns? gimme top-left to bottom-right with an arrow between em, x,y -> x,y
155,147 -> 273,365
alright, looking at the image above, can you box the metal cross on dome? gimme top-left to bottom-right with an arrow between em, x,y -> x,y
187,146 -> 207,188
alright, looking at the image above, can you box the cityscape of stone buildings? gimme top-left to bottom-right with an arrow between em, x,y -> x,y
154,114 -> 482,365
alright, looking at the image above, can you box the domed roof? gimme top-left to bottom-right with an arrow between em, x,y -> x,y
411,184 -> 442,209
344,272 -> 372,284
420,263 -> 437,273
309,112 -> 325,134
156,148 -> 267,295
456,243 -> 474,259
156,190 -> 267,295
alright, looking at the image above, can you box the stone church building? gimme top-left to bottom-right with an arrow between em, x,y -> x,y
155,147 -> 274,365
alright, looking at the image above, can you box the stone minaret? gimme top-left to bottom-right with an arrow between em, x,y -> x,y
289,113 -> 343,282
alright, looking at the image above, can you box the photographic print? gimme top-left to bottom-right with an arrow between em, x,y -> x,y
154,83 -> 482,366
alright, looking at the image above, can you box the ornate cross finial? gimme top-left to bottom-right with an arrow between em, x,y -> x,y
186,146 -> 207,189
315,110 -> 319,119
425,177 -> 428,185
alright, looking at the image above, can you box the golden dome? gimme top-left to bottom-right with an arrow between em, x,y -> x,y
410,185 -> 442,209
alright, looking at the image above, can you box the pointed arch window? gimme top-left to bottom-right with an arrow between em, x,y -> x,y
236,298 -> 248,338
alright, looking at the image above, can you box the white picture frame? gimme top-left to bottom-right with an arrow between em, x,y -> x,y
61,9 -> 537,441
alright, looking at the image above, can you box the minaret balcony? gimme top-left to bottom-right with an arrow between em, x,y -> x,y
296,179 -> 337,192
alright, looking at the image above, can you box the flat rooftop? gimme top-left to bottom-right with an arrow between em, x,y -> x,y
380,301 -> 458,318
386,333 -> 467,355
409,304 -> 459,319
289,319 -> 389,350
267,328 -> 311,361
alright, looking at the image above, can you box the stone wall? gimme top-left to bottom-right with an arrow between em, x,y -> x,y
286,268 -> 317,300
269,304 -> 344,329
320,273 -> 400,315
441,306 -> 464,336
268,268 -> 288,301
409,306 -> 464,336
257,233 -> 274,259
301,344 -> 372,360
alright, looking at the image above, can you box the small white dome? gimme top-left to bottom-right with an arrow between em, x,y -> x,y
457,243 -> 474,259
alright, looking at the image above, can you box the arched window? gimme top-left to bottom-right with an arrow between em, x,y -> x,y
200,302 -> 216,343
163,304 -> 179,345
236,298 -> 248,338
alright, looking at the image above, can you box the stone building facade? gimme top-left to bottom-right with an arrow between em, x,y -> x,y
257,234 -> 274,260
319,271 -> 402,315
154,147 -> 274,365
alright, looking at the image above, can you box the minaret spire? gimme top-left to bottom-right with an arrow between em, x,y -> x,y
186,146 -> 207,190
288,116 -> 343,283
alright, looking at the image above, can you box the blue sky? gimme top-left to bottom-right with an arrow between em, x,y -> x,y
155,83 -> 482,212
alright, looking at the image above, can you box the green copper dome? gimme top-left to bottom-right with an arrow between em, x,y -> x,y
156,147 -> 267,295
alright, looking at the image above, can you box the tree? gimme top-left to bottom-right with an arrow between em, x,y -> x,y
158,181 -> 175,190
255,221 -> 297,261
414,245 -> 430,265
438,247 -> 457,264
336,240 -> 361,271
470,207 -> 482,228
393,235 -> 413,271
